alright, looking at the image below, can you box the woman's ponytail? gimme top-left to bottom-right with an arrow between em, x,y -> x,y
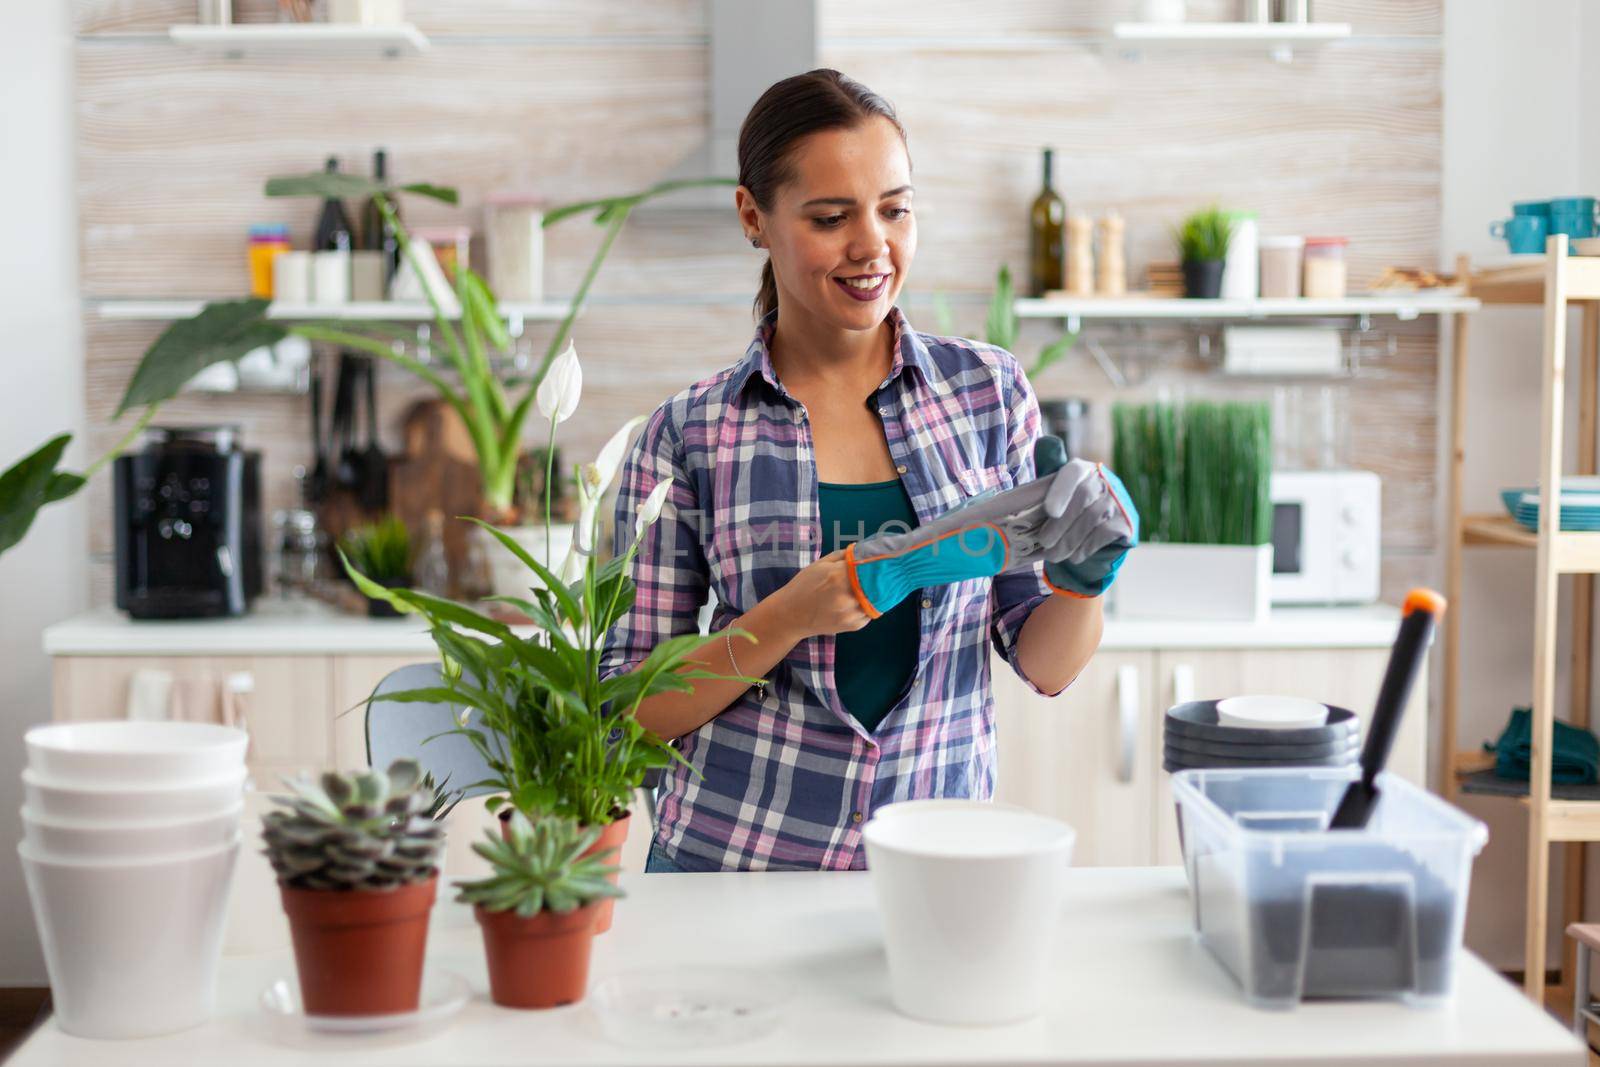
755,258 -> 779,321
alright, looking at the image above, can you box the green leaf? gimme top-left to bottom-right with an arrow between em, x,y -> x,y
399,182 -> 460,206
1027,330 -> 1079,379
0,435 -> 85,558
117,299 -> 286,415
462,269 -> 511,351
985,265 -> 1018,351
463,518 -> 584,625
266,172 -> 386,200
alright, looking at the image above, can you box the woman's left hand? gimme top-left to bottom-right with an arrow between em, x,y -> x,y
1032,436 -> 1139,598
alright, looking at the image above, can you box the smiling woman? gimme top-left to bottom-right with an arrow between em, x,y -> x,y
597,69 -> 1127,875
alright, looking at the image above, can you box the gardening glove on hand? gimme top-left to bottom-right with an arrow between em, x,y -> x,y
1030,435 -> 1139,599
842,434 -> 1136,616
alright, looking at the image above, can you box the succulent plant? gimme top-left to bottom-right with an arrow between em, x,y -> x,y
455,810 -> 624,918
263,758 -> 447,892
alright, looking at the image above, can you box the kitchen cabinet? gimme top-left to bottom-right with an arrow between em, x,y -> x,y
993,646 -> 1427,868
992,652 -> 1155,867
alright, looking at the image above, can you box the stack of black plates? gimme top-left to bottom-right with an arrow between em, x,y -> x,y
1163,700 -> 1361,774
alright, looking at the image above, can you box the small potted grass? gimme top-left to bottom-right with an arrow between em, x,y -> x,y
1175,206 -> 1234,299
262,759 -> 457,1016
338,516 -> 413,617
457,809 -> 623,1009
1110,399 -> 1273,621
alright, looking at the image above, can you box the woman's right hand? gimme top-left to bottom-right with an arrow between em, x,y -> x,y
773,548 -> 874,640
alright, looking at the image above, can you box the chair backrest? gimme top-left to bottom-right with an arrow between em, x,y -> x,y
365,662 -> 497,797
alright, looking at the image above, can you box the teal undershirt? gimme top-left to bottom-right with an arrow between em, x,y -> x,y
818,478 -> 920,733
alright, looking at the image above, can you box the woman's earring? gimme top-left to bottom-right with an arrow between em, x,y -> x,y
749,236 -> 762,249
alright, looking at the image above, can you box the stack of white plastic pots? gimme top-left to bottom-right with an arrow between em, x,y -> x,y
18,721 -> 248,1039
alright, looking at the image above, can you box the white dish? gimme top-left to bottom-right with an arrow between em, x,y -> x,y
260,969 -> 469,1037
18,838 -> 239,1039
590,966 -> 789,1049
26,721 -> 248,786
1217,695 -> 1330,730
22,766 -> 247,822
22,803 -> 243,860
861,801 -> 1075,1025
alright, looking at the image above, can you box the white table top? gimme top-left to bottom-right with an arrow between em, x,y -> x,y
42,601 -> 1405,656
10,867 -> 1581,1067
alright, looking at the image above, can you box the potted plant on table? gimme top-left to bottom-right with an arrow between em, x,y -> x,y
1110,399 -> 1273,622
261,758 -> 450,1016
456,809 -> 623,1008
341,410 -> 751,934
1175,206 -> 1234,299
338,515 -> 413,617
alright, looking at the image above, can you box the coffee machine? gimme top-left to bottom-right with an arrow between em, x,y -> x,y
114,426 -> 263,619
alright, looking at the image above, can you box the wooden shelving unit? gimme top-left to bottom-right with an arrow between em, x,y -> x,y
1442,238 -> 1600,1006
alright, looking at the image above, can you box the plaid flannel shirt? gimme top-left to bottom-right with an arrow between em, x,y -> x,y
599,306 -> 1062,871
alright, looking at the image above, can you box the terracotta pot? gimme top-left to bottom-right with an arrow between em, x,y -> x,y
499,808 -> 629,934
475,902 -> 600,1009
279,875 -> 437,1016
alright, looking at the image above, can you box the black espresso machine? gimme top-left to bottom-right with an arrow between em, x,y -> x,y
114,426 -> 263,619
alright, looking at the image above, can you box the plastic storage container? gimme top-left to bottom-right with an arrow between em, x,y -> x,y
1302,236 -> 1349,299
1258,236 -> 1303,299
1171,766 -> 1487,1010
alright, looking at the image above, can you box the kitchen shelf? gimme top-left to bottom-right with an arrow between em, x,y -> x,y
167,23 -> 430,58
1457,768 -> 1600,803
1111,21 -> 1352,54
1014,293 -> 1479,329
1462,514 -> 1538,548
91,299 -> 569,322
1442,240 -> 1600,1006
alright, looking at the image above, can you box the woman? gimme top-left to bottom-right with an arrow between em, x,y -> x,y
599,69 -> 1136,873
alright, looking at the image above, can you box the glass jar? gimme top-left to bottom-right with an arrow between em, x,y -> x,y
486,193 -> 546,303
248,224 -> 291,299
1258,236 -> 1304,299
1302,237 -> 1349,299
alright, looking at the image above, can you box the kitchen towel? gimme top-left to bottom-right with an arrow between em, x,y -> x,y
1486,706 -> 1600,785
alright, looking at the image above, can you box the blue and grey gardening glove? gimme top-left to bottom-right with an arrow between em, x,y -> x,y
842,435 -> 1140,617
1029,435 -> 1139,599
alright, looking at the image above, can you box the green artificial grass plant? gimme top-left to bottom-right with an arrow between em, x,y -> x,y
1112,399 -> 1272,546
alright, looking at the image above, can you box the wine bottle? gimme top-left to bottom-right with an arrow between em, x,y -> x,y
359,148 -> 402,285
313,157 -> 355,253
1028,147 -> 1066,297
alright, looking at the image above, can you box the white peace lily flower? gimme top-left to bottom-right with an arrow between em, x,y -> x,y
559,539 -> 586,583
591,415 -> 646,501
535,340 -> 582,424
456,705 -> 472,727
636,478 -> 673,535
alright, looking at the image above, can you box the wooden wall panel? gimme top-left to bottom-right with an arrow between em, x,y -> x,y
73,0 -> 1446,606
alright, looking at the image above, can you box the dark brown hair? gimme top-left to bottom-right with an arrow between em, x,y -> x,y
738,68 -> 909,322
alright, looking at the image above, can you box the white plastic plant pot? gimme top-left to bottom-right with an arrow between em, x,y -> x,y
479,522 -> 576,599
861,800 -> 1076,1025
21,803 -> 243,861
21,766 -> 247,823
1110,542 -> 1272,623
18,838 -> 240,1039
24,721 -> 249,788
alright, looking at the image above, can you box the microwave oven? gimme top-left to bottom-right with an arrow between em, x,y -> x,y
1269,470 -> 1380,605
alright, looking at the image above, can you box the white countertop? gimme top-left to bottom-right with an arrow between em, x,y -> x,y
8,867 -> 1579,1067
43,601 -> 1405,656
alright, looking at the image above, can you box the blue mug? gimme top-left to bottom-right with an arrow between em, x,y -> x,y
1549,196 -> 1598,240
1492,214 -> 1548,254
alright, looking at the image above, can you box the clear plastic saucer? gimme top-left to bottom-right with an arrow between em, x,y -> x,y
260,969 -> 469,1037
590,966 -> 790,1049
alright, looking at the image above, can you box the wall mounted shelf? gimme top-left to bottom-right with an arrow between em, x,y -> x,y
167,23 -> 430,58
1015,293 -> 1479,333
91,299 -> 568,322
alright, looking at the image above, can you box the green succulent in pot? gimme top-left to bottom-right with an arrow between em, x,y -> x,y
457,809 -> 623,1009
264,758 -> 452,1017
